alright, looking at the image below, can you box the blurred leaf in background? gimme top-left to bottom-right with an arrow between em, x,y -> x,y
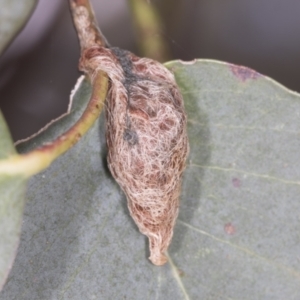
0,0 -> 37,289
0,110 -> 27,290
0,0 -> 37,56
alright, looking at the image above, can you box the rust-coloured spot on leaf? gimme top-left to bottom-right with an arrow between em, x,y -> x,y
232,177 -> 241,188
177,268 -> 185,277
229,64 -> 261,82
224,223 -> 236,235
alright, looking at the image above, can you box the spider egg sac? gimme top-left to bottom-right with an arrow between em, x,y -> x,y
81,46 -> 189,265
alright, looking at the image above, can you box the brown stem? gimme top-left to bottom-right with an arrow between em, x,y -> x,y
69,0 -> 108,50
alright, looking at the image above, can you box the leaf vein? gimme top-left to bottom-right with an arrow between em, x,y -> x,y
178,220 -> 300,279
166,252 -> 191,300
189,164 -> 300,185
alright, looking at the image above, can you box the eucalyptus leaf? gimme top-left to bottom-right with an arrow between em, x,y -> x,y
0,0 -> 37,55
1,60 -> 300,299
0,111 -> 27,289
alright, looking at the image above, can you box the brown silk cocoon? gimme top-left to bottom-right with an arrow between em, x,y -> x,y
80,46 -> 189,265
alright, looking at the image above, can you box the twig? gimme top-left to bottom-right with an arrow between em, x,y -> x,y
128,0 -> 170,62
69,0 -> 109,50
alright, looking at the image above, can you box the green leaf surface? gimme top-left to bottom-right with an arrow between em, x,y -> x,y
0,0 -> 37,55
0,111 -> 27,289
1,60 -> 300,299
